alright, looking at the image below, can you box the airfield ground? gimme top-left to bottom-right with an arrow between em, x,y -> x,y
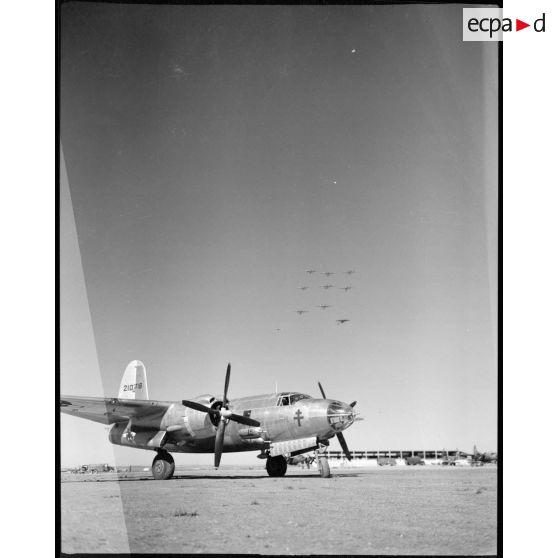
61,465 -> 497,555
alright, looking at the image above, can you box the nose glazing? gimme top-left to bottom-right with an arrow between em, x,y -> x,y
327,401 -> 355,432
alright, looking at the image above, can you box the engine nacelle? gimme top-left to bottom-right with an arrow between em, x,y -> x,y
108,422 -> 159,449
238,426 -> 263,439
241,437 -> 266,445
193,394 -> 216,405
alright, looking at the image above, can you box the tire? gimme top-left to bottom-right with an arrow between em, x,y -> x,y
152,451 -> 175,480
318,456 -> 331,478
266,455 -> 287,477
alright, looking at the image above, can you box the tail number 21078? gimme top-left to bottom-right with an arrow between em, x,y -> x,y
123,383 -> 142,392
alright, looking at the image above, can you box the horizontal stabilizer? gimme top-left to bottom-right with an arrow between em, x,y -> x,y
60,396 -> 170,425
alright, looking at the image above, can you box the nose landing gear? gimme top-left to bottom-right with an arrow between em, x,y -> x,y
315,447 -> 331,478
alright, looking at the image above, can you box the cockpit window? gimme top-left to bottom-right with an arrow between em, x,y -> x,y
290,393 -> 311,404
276,393 -> 311,406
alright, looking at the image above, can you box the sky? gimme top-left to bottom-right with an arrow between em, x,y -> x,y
60,3 -> 498,468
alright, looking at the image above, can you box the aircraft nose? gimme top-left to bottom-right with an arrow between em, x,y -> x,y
327,400 -> 355,432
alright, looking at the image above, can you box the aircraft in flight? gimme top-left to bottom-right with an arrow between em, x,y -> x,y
336,319 -> 350,325
339,286 -> 353,292
321,271 -> 335,277
344,269 -> 356,275
297,286 -> 310,291
320,284 -> 334,290
295,309 -> 309,315
317,304 -> 331,310
305,269 -> 316,275
60,362 -> 357,479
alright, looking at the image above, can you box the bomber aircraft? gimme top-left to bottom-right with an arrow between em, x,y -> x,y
60,362 -> 357,480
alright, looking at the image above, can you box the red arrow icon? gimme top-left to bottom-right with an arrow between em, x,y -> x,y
516,19 -> 530,31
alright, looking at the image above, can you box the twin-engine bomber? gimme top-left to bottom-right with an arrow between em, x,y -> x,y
60,361 -> 358,479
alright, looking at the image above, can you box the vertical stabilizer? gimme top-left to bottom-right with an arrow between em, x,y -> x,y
118,360 -> 149,400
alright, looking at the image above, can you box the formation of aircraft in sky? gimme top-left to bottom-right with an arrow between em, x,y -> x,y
305,268 -> 354,276
293,269 -> 356,324
61,362 -> 358,479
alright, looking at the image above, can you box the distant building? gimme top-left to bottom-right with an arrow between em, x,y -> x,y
321,450 -> 491,467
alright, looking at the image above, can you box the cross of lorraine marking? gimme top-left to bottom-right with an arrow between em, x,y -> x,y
294,409 -> 304,426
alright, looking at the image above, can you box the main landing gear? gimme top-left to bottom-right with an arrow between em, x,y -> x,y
266,455 -> 288,477
264,449 -> 331,478
152,449 -> 175,480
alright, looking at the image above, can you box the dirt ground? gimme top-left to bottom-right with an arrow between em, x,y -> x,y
61,465 -> 497,555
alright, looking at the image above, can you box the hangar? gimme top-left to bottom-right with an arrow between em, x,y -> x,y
321,449 -> 477,466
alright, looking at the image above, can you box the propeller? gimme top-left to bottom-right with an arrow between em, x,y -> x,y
318,381 -> 355,461
181,399 -> 260,427
182,363 -> 260,468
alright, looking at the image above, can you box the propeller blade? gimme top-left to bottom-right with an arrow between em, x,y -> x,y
336,432 -> 352,460
228,413 -> 261,427
214,419 -> 226,468
350,401 -> 357,408
318,381 -> 326,399
182,400 -> 219,415
223,363 -> 231,406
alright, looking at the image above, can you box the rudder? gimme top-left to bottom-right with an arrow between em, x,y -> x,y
118,360 -> 149,400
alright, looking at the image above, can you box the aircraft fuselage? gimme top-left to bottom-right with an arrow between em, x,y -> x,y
108,393 -> 353,454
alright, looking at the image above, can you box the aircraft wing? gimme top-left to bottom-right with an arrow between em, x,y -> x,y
60,395 -> 171,425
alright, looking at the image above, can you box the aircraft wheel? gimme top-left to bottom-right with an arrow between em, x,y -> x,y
266,455 -> 287,477
152,450 -> 175,480
318,456 -> 331,478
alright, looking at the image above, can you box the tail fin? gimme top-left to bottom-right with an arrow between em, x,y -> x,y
118,360 -> 149,400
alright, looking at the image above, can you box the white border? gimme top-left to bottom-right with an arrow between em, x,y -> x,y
2,1 -> 54,556
2,0 -> 557,555
504,1 -> 557,556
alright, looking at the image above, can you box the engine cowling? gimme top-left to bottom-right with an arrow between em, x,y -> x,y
184,394 -> 218,434
238,426 -> 263,439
